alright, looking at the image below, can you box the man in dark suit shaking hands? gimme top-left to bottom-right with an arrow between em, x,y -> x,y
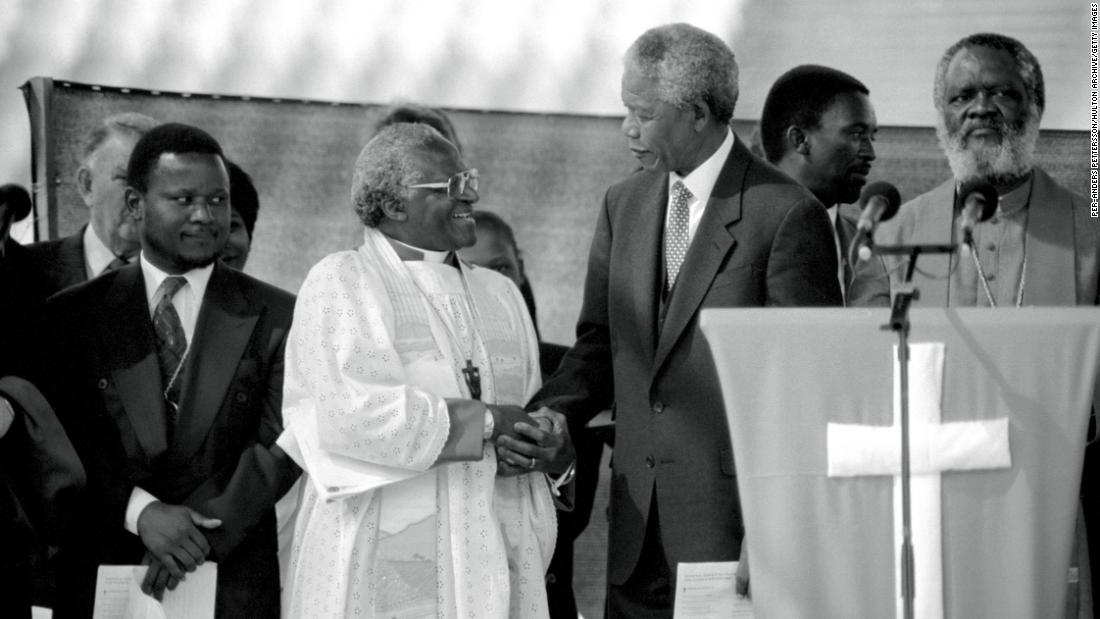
519,23 -> 842,617
43,123 -> 298,618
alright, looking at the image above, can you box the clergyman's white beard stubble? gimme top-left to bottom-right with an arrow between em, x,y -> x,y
935,105 -> 1040,185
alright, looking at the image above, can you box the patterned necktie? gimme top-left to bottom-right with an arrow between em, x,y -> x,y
665,180 -> 692,291
153,276 -> 188,422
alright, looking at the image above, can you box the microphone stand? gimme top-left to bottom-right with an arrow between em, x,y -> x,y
872,242 -> 956,619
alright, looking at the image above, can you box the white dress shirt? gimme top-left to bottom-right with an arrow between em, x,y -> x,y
826,205 -> 847,304
83,224 -> 122,279
665,128 -> 736,246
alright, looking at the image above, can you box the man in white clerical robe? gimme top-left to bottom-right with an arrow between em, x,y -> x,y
278,123 -> 573,618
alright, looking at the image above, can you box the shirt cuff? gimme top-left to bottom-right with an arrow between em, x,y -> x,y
483,407 -> 495,440
125,487 -> 160,535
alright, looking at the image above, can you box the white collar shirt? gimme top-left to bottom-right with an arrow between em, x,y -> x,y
825,205 -> 847,303
139,254 -> 214,343
83,224 -> 122,278
666,128 -> 736,246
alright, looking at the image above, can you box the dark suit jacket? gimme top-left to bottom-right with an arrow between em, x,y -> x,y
25,228 -> 87,297
530,138 -> 842,585
42,261 -> 299,618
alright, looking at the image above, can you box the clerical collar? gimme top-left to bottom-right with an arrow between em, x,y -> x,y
387,237 -> 452,264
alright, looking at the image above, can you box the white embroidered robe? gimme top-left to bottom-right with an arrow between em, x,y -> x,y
279,228 -> 555,618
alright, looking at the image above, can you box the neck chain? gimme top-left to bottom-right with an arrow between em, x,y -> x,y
970,180 -> 1033,308
163,343 -> 191,416
404,259 -> 490,401
971,230 -> 1027,308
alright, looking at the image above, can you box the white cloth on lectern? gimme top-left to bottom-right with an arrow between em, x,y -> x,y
826,342 -> 1012,619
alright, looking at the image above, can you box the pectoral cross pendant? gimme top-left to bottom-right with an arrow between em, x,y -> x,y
462,359 -> 482,401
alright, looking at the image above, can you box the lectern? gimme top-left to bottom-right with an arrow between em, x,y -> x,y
699,307 -> 1100,619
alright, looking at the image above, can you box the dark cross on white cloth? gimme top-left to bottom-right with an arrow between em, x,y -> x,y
462,359 -> 481,401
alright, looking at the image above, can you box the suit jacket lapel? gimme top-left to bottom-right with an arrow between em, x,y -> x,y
105,264 -> 169,458
626,172 -> 667,362
909,179 -> 956,307
174,264 -> 257,458
54,229 -> 89,289
652,141 -> 746,376
1022,169 -> 1076,305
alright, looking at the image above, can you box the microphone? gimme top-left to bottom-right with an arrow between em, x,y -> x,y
955,180 -> 998,252
854,181 -> 901,261
0,183 -> 32,245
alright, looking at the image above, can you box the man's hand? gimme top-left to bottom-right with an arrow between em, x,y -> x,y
495,407 -> 575,476
136,502 -> 221,598
141,552 -> 180,601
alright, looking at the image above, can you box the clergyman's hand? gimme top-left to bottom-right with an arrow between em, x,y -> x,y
136,502 -> 220,597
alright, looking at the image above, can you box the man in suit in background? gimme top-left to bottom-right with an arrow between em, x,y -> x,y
760,64 -> 890,307
43,123 -> 299,617
27,112 -> 156,294
220,160 -> 261,271
515,23 -> 841,617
